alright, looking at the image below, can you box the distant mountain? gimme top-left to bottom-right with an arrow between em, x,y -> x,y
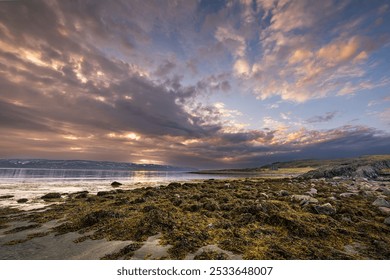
0,159 -> 196,172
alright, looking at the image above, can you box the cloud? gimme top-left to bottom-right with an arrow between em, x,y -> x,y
306,111 -> 338,123
215,26 -> 246,58
233,59 -> 251,76
0,0 -> 389,169
154,60 -> 176,77
247,0 -> 390,103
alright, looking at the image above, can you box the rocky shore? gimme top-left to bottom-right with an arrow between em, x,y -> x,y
1,175 -> 389,260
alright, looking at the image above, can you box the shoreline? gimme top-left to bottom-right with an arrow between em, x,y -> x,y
1,176 -> 390,260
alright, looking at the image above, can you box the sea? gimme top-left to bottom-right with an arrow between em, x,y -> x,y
0,168 -> 251,210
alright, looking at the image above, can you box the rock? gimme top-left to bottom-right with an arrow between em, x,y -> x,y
41,192 -> 62,200
291,195 -> 318,205
167,182 -> 181,188
279,190 -> 290,196
69,191 -> 89,199
340,192 -> 358,198
17,198 -> 28,203
384,217 -> 390,226
111,181 -> 122,187
97,191 -> 116,196
306,188 -> 317,196
314,203 -> 336,215
379,187 -> 390,196
260,193 -> 269,199
378,207 -> 390,215
0,195 -> 14,199
372,198 -> 390,208
75,192 -> 88,199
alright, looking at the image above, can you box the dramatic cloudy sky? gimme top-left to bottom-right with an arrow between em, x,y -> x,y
0,0 -> 389,168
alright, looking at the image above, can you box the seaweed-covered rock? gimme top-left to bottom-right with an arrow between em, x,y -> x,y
81,210 -> 121,227
202,199 -> 220,211
279,190 -> 290,196
97,191 -> 116,196
314,203 -> 336,215
41,192 -> 62,200
167,182 -> 181,188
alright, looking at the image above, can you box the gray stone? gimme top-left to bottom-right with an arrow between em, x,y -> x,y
314,203 -> 336,215
372,198 -> 390,208
340,192 -> 358,198
378,207 -> 390,215
384,217 -> 390,226
380,188 -> 390,196
306,188 -> 317,196
291,195 -> 318,205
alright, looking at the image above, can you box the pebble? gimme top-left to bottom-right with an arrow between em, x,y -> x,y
384,217 -> 390,226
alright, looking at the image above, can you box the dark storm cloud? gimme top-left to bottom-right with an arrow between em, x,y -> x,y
0,100 -> 59,132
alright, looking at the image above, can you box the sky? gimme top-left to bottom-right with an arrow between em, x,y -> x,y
0,0 -> 389,169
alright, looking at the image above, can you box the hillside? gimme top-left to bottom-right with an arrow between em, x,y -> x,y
0,159 -> 195,172
195,155 -> 390,179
